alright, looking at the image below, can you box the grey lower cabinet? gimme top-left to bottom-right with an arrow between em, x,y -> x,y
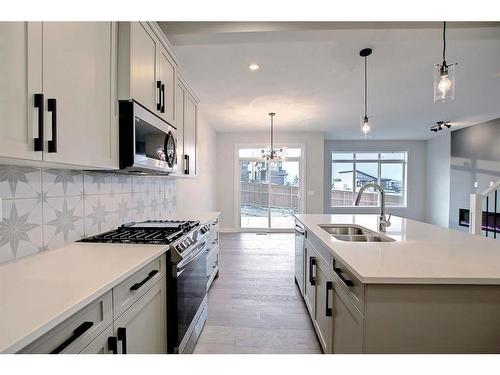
304,245 -> 317,317
312,256 -> 333,353
331,283 -> 363,353
112,279 -> 166,354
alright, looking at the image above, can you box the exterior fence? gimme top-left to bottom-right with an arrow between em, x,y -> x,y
240,182 -> 403,209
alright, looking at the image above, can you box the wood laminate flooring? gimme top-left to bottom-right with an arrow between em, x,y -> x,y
194,233 -> 322,354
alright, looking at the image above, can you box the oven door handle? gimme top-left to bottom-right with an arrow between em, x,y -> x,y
177,241 -> 207,274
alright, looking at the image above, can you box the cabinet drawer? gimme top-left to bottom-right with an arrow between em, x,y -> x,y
20,291 -> 113,354
332,257 -> 364,314
112,254 -> 166,319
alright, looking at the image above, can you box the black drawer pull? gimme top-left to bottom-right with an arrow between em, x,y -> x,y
50,321 -> 93,354
156,81 -> 162,111
326,281 -> 333,317
130,270 -> 159,291
334,267 -> 354,287
33,93 -> 44,151
47,98 -> 57,153
108,336 -> 118,354
117,327 -> 127,354
309,257 -> 316,286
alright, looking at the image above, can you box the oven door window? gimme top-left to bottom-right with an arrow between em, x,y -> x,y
176,249 -> 207,347
134,117 -> 171,170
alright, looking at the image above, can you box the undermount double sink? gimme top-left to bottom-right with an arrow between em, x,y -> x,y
319,224 -> 395,242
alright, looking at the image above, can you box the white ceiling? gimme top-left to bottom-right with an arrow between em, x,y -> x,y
159,22 -> 500,140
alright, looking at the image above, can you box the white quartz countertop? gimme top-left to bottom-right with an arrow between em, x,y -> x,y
294,214 -> 500,285
0,211 -> 220,353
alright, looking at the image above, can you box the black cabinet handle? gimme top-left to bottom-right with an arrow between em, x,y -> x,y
50,321 -> 93,354
326,281 -> 333,317
334,267 -> 354,287
108,336 -> 118,354
309,257 -> 316,286
33,93 -> 44,151
156,81 -> 162,111
184,154 -> 190,174
161,83 -> 165,113
47,98 -> 57,153
130,270 -> 159,291
117,327 -> 127,354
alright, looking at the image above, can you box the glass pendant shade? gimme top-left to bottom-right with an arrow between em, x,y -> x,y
434,63 -> 456,103
361,115 -> 371,135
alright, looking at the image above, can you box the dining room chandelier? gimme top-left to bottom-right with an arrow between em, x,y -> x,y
261,112 -> 284,160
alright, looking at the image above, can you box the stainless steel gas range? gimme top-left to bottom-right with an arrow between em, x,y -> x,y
80,219 -> 212,354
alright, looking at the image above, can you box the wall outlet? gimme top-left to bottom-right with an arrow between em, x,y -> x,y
474,182 -> 479,188
307,190 -> 315,196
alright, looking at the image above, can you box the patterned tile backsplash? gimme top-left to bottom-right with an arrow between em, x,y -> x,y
0,164 -> 176,264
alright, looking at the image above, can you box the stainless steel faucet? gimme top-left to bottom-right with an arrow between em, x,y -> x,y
354,182 -> 391,232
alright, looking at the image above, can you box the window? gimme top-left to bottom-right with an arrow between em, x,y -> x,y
331,151 -> 407,207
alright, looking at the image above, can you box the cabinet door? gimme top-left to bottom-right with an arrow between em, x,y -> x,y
80,325 -> 115,354
332,283 -> 364,353
304,246 -> 317,318
314,260 -> 333,353
183,93 -> 197,175
113,279 -> 166,354
0,22 -> 43,161
175,82 -> 185,167
42,22 -> 117,168
131,22 -> 157,113
157,45 -> 176,124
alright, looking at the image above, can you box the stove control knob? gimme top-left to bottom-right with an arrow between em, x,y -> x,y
177,243 -> 184,252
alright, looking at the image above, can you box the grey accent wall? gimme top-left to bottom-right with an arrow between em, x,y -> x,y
0,165 -> 176,264
449,118 -> 500,230
324,140 -> 427,221
425,133 -> 451,228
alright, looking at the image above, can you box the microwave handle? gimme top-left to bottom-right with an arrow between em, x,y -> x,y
184,154 -> 190,174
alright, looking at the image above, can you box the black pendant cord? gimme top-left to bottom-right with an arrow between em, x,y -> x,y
364,55 -> 368,117
442,21 -> 447,63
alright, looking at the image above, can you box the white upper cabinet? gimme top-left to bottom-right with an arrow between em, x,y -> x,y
183,92 -> 197,176
42,22 -> 117,168
157,45 -> 176,124
0,21 -> 118,169
118,22 -> 177,126
130,22 -> 157,112
0,22 -> 43,161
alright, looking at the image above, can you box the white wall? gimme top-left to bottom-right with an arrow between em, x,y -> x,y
176,112 -> 217,212
324,140 -> 427,221
216,131 -> 324,231
425,133 -> 451,227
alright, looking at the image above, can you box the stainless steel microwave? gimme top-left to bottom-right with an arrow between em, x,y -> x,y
118,100 -> 178,175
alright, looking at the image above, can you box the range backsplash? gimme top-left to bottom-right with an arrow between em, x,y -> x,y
0,164 -> 176,264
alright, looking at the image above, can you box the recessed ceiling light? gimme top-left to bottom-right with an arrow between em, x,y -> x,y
248,63 -> 260,71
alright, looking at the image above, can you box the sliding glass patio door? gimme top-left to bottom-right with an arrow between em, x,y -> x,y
239,148 -> 302,230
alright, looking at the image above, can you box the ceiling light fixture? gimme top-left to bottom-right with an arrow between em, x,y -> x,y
430,121 -> 452,132
248,63 -> 260,71
434,22 -> 457,103
261,113 -> 284,160
359,48 -> 373,136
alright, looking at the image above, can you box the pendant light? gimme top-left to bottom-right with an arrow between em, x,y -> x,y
261,112 -> 284,160
360,48 -> 372,135
434,22 -> 457,103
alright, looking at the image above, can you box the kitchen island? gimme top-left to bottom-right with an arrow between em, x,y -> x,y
294,214 -> 500,353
